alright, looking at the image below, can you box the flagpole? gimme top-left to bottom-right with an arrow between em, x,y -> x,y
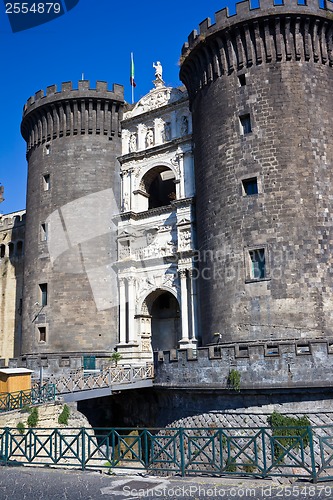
132,78 -> 134,105
130,52 -> 135,104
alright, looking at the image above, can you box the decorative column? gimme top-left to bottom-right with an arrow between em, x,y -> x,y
189,268 -> 198,346
118,277 -> 126,344
171,111 -> 177,139
177,152 -> 185,199
128,167 -> 133,211
137,124 -> 145,150
127,276 -> 137,344
178,269 -> 190,345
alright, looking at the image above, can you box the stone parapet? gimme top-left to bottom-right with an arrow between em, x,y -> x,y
154,339 -> 333,389
0,211 -> 26,230
9,352 -> 116,378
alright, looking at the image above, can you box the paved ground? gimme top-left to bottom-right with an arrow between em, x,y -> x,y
0,466 -> 333,499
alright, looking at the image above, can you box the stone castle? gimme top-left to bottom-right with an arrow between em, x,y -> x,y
1,0 -> 333,423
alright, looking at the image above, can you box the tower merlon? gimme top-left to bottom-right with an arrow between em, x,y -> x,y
182,0 -> 333,55
23,80 -> 124,115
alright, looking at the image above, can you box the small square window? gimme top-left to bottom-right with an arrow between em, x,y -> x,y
38,326 -> 46,342
43,174 -> 50,191
242,177 -> 258,196
40,223 -> 48,242
240,114 -> 252,135
238,74 -> 246,86
249,249 -> 266,279
39,283 -> 48,306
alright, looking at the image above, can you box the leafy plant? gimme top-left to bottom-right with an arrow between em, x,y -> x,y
16,422 -> 25,435
20,405 -> 30,413
27,407 -> 39,428
110,351 -> 122,366
104,461 -> 114,475
225,458 -> 237,472
242,460 -> 258,473
267,411 -> 311,462
58,404 -> 70,425
228,369 -> 241,392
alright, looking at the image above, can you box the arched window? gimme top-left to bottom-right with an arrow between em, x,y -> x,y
140,166 -> 176,210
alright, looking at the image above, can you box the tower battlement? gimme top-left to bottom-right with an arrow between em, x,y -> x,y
21,81 -> 124,152
0,211 -> 26,230
180,0 -> 333,101
182,0 -> 333,55
23,80 -> 124,113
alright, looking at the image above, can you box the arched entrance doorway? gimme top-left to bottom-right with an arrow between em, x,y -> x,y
142,289 -> 180,351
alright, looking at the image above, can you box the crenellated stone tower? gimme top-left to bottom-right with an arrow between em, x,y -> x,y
21,81 -> 124,357
180,0 -> 333,345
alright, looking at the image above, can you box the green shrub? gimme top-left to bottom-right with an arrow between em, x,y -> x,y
228,369 -> 241,392
267,411 -> 311,462
242,461 -> 258,473
27,407 -> 39,428
58,404 -> 70,425
20,405 -> 30,413
16,422 -> 25,435
225,458 -> 237,472
110,352 -> 122,366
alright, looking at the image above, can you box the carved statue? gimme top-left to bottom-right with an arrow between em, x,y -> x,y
153,61 -> 163,80
146,129 -> 154,148
164,122 -> 171,142
181,115 -> 189,136
129,133 -> 137,152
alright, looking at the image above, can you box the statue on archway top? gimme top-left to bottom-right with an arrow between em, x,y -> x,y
153,61 -> 164,88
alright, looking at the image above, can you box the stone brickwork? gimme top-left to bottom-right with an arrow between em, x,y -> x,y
154,340 -> 333,390
180,0 -> 333,345
0,211 -> 25,362
20,81 -> 124,356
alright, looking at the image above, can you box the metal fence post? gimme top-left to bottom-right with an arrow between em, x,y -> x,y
307,426 -> 317,483
143,429 -> 149,468
81,428 -> 86,471
4,427 -> 9,465
179,428 -> 185,476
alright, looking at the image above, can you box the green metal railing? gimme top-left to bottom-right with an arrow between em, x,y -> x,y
0,384 -> 56,412
1,424 -> 333,481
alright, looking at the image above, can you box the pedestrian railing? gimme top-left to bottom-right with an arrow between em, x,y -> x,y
0,425 -> 333,481
0,384 -> 56,412
49,364 -> 154,394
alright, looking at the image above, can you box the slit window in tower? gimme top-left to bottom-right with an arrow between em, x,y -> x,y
43,174 -> 50,191
238,74 -> 246,86
16,241 -> 23,257
240,114 -> 252,135
249,249 -> 266,279
40,223 -> 48,242
8,242 -> 14,258
0,244 -> 5,258
39,283 -> 48,306
242,177 -> 258,196
38,326 -> 46,343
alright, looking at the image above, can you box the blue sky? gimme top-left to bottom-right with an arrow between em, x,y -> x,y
0,0 -> 238,215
